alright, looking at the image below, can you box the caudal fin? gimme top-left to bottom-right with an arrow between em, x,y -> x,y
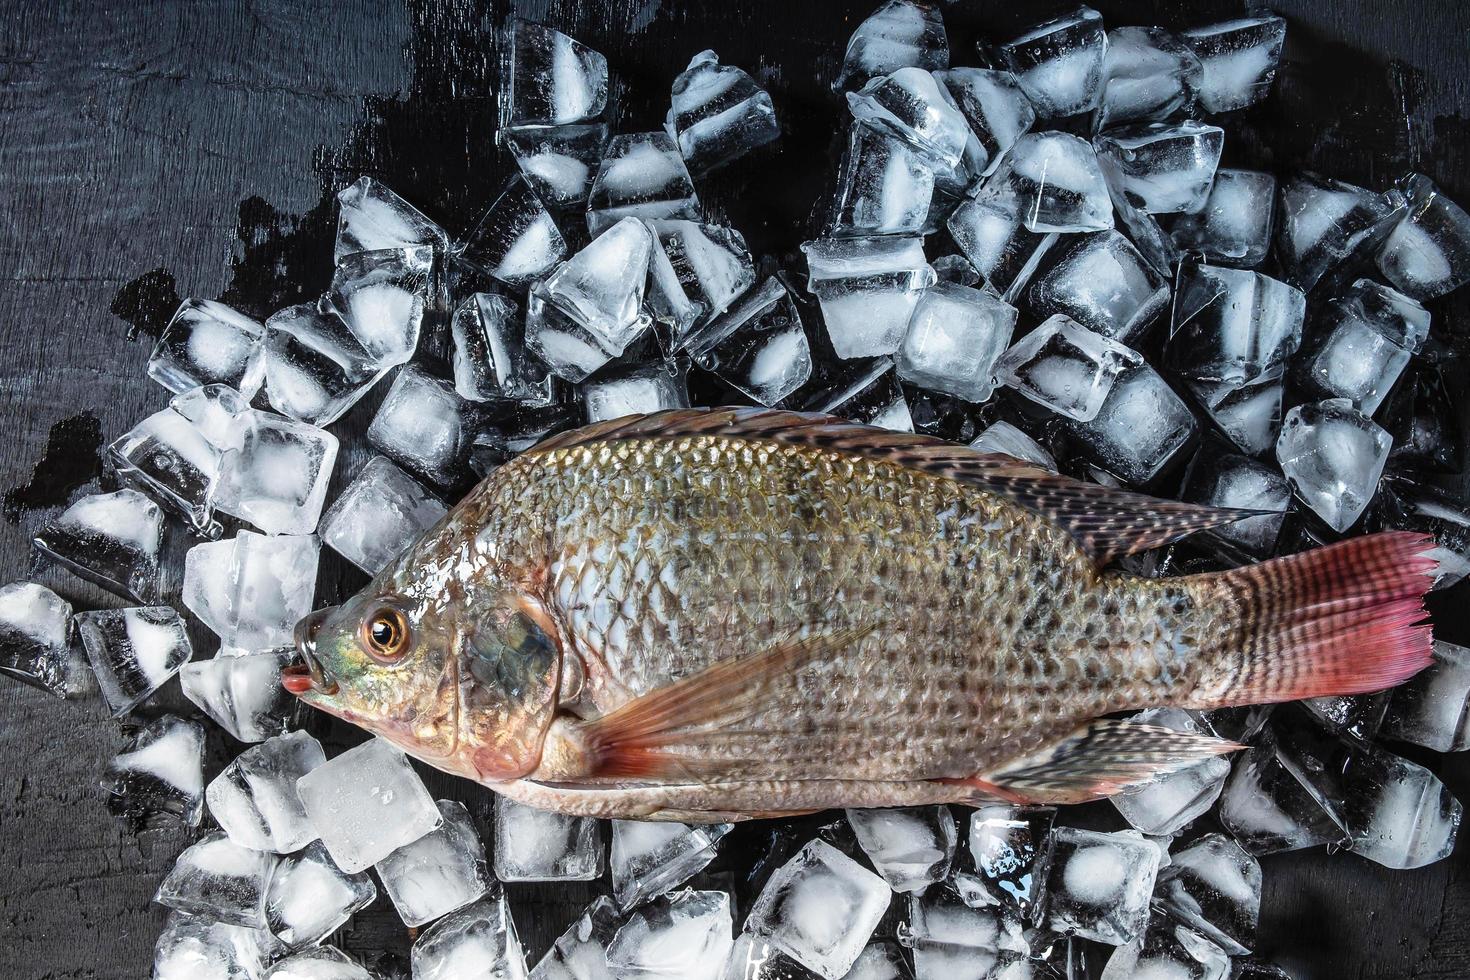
1183,531 -> 1436,708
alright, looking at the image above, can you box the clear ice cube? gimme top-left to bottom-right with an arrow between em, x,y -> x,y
835,0 -> 949,92
411,893 -> 529,980
366,365 -> 474,488
977,131 -> 1113,233
802,236 -> 935,358
1276,398 -> 1390,532
604,889 -> 734,980
1275,172 -> 1403,293
998,7 -> 1108,119
646,220 -> 756,341
1383,639 -> 1470,752
319,456 -> 447,575
1068,360 -> 1198,486
905,884 -> 1028,979
545,215 -> 656,349
808,359 -> 914,432
335,176 -> 447,263
102,713 -> 206,826
840,943 -> 911,980
669,50 -> 780,174
1341,743 -> 1463,870
1299,279 -> 1430,414
108,405 -> 224,536
155,830 -> 278,928
1179,16 -> 1288,114
1181,450 -> 1289,556
847,67 -> 973,171
1095,121 -> 1224,215
1110,709 -> 1229,836
1166,262 -> 1305,385
265,841 -> 376,950
1097,27 -> 1203,127
260,302 -> 390,427
152,910 -> 278,980
0,581 -> 77,697
216,410 -> 339,536
182,531 -> 320,650
845,805 -> 955,893
1186,373 -> 1283,457
957,805 -> 1055,913
993,314 -> 1141,422
182,650 -> 297,744
719,933 -> 813,979
681,276 -> 813,407
322,247 -> 431,366
1376,173 -> 1470,299
530,895 -> 619,980
1043,827 -> 1161,945
459,178 -> 569,287
450,292 -> 551,404
611,819 -> 729,909
503,19 -> 608,128
935,68 -> 1035,177
745,839 -> 892,980
492,795 -> 603,884
1026,229 -> 1169,344
1168,168 -> 1276,267
1374,475 -> 1470,591
264,946 -> 375,980
377,799 -> 492,926
207,730 -> 326,853
969,422 -> 1057,470
1154,833 -> 1261,956
946,194 -> 1058,302
830,124 -> 935,238
583,361 -> 689,422
502,122 -> 610,212
895,281 -> 1017,401
587,134 -> 700,234
1098,913 -> 1231,980
1217,725 -> 1349,856
32,488 -> 163,602
77,605 -> 192,716
149,299 -> 266,396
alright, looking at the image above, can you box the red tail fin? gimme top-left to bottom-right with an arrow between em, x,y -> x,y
1184,531 -> 1436,708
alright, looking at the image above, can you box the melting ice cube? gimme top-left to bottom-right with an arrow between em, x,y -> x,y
1181,450 -> 1289,556
260,302 -> 391,427
207,730 -> 326,853
956,804 -> 1055,913
1026,229 -> 1169,344
1383,639 -> 1470,753
992,314 -> 1142,422
182,531 -> 320,650
323,246 -> 431,367
366,365 -> 475,488
0,581 -> 78,697
583,361 -> 690,423
998,7 -> 1108,119
808,359 -> 914,432
978,131 -> 1114,234
935,68 -> 1035,177
1217,723 -> 1349,856
411,893 -> 528,980
450,292 -> 551,404
587,134 -> 700,234
1298,279 -> 1430,414
1276,398 -> 1390,532
263,946 -> 375,980
154,830 -> 278,928
77,605 -> 193,717
1275,172 -> 1403,293
668,50 -> 780,174
847,67 -> 973,171
905,883 -> 1028,978
1376,173 -> 1470,299
541,216 -> 656,356
1166,261 -> 1304,385
1169,168 -> 1276,267
611,819 -> 729,909
503,122 -> 609,212
459,177 -> 568,288
1186,373 -> 1284,458
835,0 -> 949,92
149,299 -> 266,396
946,193 -> 1058,302
335,176 -> 447,263
604,889 -> 734,980
215,410 -> 339,536
1097,26 -> 1203,127
802,236 -> 935,358
1043,827 -> 1161,945
845,805 -> 956,893
1098,912 -> 1231,980
1094,120 -> 1225,215
152,910 -> 278,980
1154,833 -> 1261,956
378,799 -> 493,926
646,220 -> 756,341
895,281 -> 1017,402
108,404 -> 225,536
320,456 -> 447,575
102,713 -> 206,827
530,895 -> 619,979
1110,708 -> 1230,836
681,276 -> 813,407
182,651 -> 298,744
492,795 -> 604,884
503,19 -> 609,128
32,489 -> 163,602
1340,743 -> 1463,870
1179,15 -> 1288,114
1066,360 -> 1198,486
265,842 -> 376,950
830,124 -> 935,239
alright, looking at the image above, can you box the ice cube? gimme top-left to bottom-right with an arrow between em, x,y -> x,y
207,731 -> 326,853
847,67 -> 972,171
583,361 -> 690,422
323,247 -> 430,366
746,839 -> 891,979
295,737 -> 442,873
957,805 -> 1054,913
840,943 -> 911,980
605,889 -> 734,980
1384,364 -> 1462,473
450,292 -> 551,404
32,489 -> 162,602
1154,833 -> 1261,956
1095,121 -> 1224,215
1179,15 -> 1287,114
335,176 -> 448,263
412,893 -> 529,980
1276,398 -> 1390,532
264,946 -> 374,979
681,276 -> 813,407
150,299 -> 266,396
503,19 -> 608,127
1097,27 -> 1203,127
1186,373 -> 1283,457
152,911 -> 277,980
809,359 -> 914,432
835,0 -> 949,92
1341,743 -> 1462,870
1026,230 -> 1169,344
493,793 -> 602,887
946,194 -> 1059,302
998,6 -> 1107,119
502,122 -> 610,211
215,411 -> 338,536
378,799 -> 492,925
0,581 -> 78,697
1110,709 -> 1229,836
1098,913 -> 1231,980
611,819 -> 730,908
829,124 -> 935,238
155,830 -> 278,928
669,50 -> 780,174
1068,360 -> 1198,485
802,236 -> 935,358
969,422 -> 1056,470
587,134 -> 699,234
108,405 -> 224,536
1275,172 -> 1403,293
1166,262 -> 1305,385
102,713 -> 206,826
530,895 -> 619,980
1299,279 -> 1431,414
905,884 -> 1028,979
845,806 -> 955,894
1044,828 -> 1161,945
1376,173 -> 1470,299
1181,451 -> 1289,556
265,841 -> 376,949
319,456 -> 447,575
469,401 -> 583,473
1167,169 -> 1274,267
1301,692 -> 1390,741
720,933 -> 814,980
182,651 -> 297,744
1383,639 -> 1470,752
260,303 -> 390,427
1374,475 -> 1470,591
646,220 -> 756,341
993,314 -> 1142,422
935,69 -> 1035,177
1217,725 -> 1349,856
978,131 -> 1113,233
76,605 -> 192,716
182,531 -> 320,650
542,215 -> 655,351
895,282 -> 1017,402
459,178 -> 568,287
366,365 -> 474,488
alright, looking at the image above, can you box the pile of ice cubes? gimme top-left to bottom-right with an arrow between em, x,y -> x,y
2,2 -> 1470,976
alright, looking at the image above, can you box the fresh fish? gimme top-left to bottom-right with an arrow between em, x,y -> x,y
287,408 -> 1434,821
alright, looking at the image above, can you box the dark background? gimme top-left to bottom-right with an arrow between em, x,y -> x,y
2,1 -> 1469,977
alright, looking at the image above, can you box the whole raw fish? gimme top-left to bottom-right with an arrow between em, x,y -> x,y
287,408 -> 1434,821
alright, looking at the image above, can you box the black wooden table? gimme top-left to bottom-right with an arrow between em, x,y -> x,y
2,1 -> 1469,978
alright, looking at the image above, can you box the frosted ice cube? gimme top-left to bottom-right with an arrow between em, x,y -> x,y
150,299 -> 266,395
847,67 -> 972,170
746,839 -> 891,979
1276,172 -> 1403,293
810,359 -> 914,432
152,911 -> 278,980
216,411 -> 338,536
978,131 -> 1113,233
1342,743 -> 1462,870
460,178 -> 568,287
1026,230 -> 1169,344
1067,360 -> 1197,485
108,405 -> 223,536
265,946 -> 374,980
682,276 -> 812,407
1167,262 -> 1304,385
1095,121 -> 1224,215
378,799 -> 492,925
905,884 -> 1028,979
450,292 -> 551,404
845,806 -> 955,893
32,489 -> 163,602
993,314 -> 1142,422
323,246 -> 431,366
1217,725 -> 1349,856
583,361 -> 690,422
587,134 -> 699,234
998,7 -> 1108,119
265,841 -> 376,949
669,50 -> 780,174
957,805 -> 1054,913
503,19 -> 608,127
335,177 -> 448,263
530,895 -> 619,980
1154,833 -> 1261,956
835,0 -> 948,92
610,819 -> 728,908
1299,280 -> 1429,414
1186,373 -> 1283,457
366,365 -> 474,488
1181,451 -> 1289,555
802,236 -> 936,358
207,731 -> 325,853
1376,173 -> 1470,299
1097,27 -> 1203,126
935,68 -> 1035,177
1179,15 -> 1287,114
102,713 -> 206,826
1383,640 -> 1470,752
545,216 -> 655,347
1110,709 -> 1229,836
490,793 -> 599,887
502,122 -> 610,211
77,605 -> 192,716
1098,913 -> 1230,980
646,220 -> 756,341
840,943 -> 911,980
319,456 -> 447,575
261,303 -> 390,427
1044,827 -> 1160,945
182,651 -> 297,744
155,830 -> 278,928
946,194 -> 1058,302
829,125 -> 934,238
411,893 -> 529,980
969,422 -> 1056,470
605,889 -> 734,980
296,737 -> 442,873
182,531 -> 320,650
0,581 -> 77,697
1276,398 -> 1390,532
895,281 -> 1017,401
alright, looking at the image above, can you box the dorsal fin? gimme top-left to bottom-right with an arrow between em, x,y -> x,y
529,407 -> 1258,565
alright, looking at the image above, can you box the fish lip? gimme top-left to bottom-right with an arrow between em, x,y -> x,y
288,609 -> 340,696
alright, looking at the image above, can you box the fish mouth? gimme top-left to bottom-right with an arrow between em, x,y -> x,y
285,609 -> 339,697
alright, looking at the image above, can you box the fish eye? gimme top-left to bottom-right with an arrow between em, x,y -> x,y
360,606 -> 410,663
